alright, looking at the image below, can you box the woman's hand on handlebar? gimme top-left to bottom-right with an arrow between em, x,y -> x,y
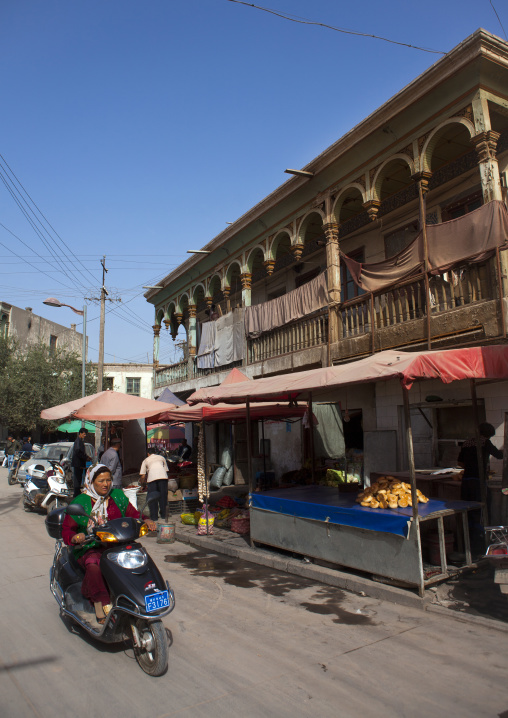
145,520 -> 157,532
72,532 -> 87,545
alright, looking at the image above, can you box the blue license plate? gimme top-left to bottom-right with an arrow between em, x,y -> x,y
145,590 -> 169,613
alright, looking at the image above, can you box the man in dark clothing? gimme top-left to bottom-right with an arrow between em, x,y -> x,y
177,438 -> 192,462
71,428 -> 88,498
5,435 -> 20,469
458,422 -> 503,502
458,422 -> 503,546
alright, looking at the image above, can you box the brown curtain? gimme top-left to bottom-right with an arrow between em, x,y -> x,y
342,200 -> 508,293
245,271 -> 328,338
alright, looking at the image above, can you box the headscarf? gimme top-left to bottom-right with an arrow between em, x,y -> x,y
83,463 -> 112,525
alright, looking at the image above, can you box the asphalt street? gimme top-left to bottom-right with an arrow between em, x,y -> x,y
1,466 -> 507,718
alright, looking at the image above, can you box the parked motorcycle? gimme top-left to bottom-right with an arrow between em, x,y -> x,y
23,462 -> 72,513
45,495 -> 175,676
7,450 -> 33,486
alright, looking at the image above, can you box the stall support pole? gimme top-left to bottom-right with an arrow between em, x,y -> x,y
496,246 -> 506,338
202,420 -> 209,535
470,379 -> 489,530
246,398 -> 254,547
309,392 -> 315,484
402,385 -> 425,596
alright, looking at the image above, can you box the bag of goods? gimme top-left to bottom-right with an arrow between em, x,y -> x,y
356,477 -> 429,509
210,467 -> 227,490
216,495 -> 237,509
197,510 -> 215,535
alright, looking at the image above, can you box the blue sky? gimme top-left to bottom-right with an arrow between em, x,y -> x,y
1,0 -> 507,366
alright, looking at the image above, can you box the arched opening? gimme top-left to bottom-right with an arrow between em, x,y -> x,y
298,211 -> 325,254
249,247 -> 266,283
226,262 -> 242,308
426,123 -> 474,173
376,158 -> 413,201
272,232 -> 292,272
333,187 -> 364,225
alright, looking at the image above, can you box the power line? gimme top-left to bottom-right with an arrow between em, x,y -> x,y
0,153 -> 100,288
490,0 -> 507,40
225,0 -> 446,54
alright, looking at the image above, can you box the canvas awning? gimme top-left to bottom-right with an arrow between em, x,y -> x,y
186,345 -> 508,405
156,401 -> 306,422
41,390 -> 178,422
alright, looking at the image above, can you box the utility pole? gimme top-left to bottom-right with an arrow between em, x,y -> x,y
97,255 -> 108,393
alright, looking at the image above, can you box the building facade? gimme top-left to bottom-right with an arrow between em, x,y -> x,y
145,30 -> 508,486
102,363 -> 153,400
0,302 -> 84,356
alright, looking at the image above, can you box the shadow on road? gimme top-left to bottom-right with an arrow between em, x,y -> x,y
0,655 -> 58,672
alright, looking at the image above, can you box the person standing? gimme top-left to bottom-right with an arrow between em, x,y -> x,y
458,422 -> 503,547
177,438 -> 192,462
5,435 -> 20,469
139,446 -> 172,522
71,428 -> 88,498
101,438 -> 123,489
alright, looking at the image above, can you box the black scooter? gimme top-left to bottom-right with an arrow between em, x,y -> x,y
45,495 -> 175,676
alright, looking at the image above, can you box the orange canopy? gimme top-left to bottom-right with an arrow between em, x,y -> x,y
41,390 -> 178,422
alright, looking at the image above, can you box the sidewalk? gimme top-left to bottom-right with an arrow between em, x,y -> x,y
170,515 -> 508,631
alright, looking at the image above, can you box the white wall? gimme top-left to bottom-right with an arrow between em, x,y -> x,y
103,364 -> 153,399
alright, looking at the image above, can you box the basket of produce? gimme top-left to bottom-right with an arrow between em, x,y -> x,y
356,476 -> 428,509
179,474 -> 197,490
231,512 -> 250,534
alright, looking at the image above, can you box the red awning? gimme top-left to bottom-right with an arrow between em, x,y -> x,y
186,345 -> 508,405
155,401 -> 306,422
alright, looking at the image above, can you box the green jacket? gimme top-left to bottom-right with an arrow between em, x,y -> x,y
68,489 -> 130,558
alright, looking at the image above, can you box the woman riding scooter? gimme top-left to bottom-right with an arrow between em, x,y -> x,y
62,464 -> 156,624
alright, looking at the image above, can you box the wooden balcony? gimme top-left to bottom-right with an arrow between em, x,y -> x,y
155,360 -> 188,387
247,309 -> 328,363
333,255 -> 504,361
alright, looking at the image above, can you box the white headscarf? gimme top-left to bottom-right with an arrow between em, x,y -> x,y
83,463 -> 112,524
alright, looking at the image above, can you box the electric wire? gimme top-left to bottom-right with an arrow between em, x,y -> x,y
225,0 -> 446,55
489,0 -> 507,40
0,153 -> 100,288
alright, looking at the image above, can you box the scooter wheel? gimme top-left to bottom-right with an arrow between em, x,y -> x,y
132,619 -> 168,677
46,498 -> 67,514
8,471 -> 17,486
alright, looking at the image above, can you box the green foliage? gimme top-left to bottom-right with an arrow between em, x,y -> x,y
0,336 -> 97,434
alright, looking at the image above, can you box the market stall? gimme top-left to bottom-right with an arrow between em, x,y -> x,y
188,345 -> 508,595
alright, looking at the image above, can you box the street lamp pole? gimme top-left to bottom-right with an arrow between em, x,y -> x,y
43,297 -> 87,398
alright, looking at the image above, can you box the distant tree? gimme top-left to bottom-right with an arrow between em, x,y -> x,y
0,336 -> 97,435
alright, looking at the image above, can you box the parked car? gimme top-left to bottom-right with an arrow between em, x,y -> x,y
0,440 -> 7,465
12,442 -> 94,485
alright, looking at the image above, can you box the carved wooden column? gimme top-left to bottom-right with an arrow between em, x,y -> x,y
412,171 -> 433,349
362,200 -> 381,221
263,259 -> 276,275
240,273 -> 252,307
174,312 -> 183,325
291,243 -> 304,262
323,222 -> 341,348
152,324 -> 161,367
188,305 -> 197,357
472,130 -> 503,203
222,287 -> 231,313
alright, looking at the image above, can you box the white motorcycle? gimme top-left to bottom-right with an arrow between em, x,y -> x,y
23,462 -> 72,513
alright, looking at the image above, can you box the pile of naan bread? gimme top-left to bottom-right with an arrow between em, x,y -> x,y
356,476 -> 429,509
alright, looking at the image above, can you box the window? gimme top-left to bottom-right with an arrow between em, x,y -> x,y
441,191 -> 482,221
49,335 -> 57,355
103,376 -> 114,391
341,248 -> 365,302
295,266 -> 320,289
126,377 -> 141,396
384,221 -> 419,258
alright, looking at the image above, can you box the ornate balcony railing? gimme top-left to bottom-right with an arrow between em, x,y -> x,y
248,309 -> 328,363
339,255 -> 497,342
155,360 -> 188,387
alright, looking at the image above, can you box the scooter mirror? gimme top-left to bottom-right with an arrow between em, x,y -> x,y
66,503 -> 90,518
146,491 -> 161,504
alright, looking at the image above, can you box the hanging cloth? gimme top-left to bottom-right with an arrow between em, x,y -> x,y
196,321 -> 216,369
312,402 -> 345,459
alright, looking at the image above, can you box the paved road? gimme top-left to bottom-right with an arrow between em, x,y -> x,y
1,467 -> 507,718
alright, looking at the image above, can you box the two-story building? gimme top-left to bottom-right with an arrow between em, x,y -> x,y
145,29 -> 508,483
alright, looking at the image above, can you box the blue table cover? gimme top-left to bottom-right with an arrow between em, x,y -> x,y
250,486 -> 479,538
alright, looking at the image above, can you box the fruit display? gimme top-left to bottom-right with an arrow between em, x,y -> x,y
356,476 -> 429,509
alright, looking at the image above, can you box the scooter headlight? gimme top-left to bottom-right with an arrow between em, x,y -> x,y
107,549 -> 147,569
